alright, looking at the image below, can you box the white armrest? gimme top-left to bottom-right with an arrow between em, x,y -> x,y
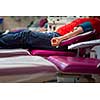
68,39 -> 100,49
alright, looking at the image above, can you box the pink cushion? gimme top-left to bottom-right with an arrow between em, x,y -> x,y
60,30 -> 95,46
29,50 -> 76,57
47,56 -> 100,74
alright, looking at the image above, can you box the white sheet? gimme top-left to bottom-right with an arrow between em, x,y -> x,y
0,49 -> 30,54
0,56 -> 56,68
0,56 -> 57,82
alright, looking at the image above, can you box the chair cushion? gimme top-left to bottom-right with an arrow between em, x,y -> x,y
47,56 -> 100,74
30,50 -> 76,56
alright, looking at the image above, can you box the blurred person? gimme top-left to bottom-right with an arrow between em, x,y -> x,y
51,16 -> 100,46
0,17 -> 100,50
39,18 -> 48,32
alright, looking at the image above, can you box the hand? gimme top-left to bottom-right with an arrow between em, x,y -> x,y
51,37 -> 62,47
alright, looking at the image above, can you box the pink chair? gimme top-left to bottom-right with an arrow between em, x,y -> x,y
0,30 -> 97,83
48,56 -> 100,74
47,39 -> 100,82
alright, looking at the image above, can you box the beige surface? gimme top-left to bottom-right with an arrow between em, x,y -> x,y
3,16 -> 30,30
0,56 -> 56,68
0,56 -> 57,83
0,73 -> 56,83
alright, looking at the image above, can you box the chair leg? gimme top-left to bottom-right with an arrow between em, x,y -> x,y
76,75 -> 95,83
92,74 -> 100,83
56,73 -> 79,83
56,73 -> 95,83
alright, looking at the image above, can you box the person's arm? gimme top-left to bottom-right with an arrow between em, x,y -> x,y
51,26 -> 83,47
57,26 -> 83,40
51,22 -> 93,47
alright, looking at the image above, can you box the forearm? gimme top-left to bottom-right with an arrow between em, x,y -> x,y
58,21 -> 94,42
58,26 -> 84,41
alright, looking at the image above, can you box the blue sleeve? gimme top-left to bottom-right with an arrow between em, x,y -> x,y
79,22 -> 93,33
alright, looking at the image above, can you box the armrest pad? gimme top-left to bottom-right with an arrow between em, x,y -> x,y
60,30 -> 95,46
68,39 -> 100,49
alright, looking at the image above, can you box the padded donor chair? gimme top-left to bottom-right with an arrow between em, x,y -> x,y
0,30 -> 97,83
47,39 -> 100,83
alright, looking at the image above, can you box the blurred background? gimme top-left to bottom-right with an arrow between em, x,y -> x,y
0,16 -> 86,32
